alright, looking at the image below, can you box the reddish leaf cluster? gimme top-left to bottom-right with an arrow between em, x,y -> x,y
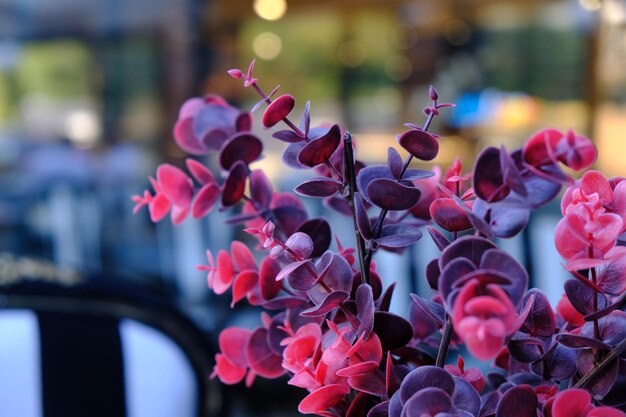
132,61 -> 626,417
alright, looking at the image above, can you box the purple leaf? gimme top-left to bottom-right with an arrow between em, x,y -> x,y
430,198 -> 472,232
410,294 -> 445,326
388,147 -> 403,179
297,124 -> 341,167
374,312 -> 413,352
439,236 -> 497,270
355,194 -> 373,240
473,147 -> 509,203
397,129 -> 439,161
564,278 -> 608,316
378,282 -> 396,312
297,218 -> 331,258
221,161 -> 248,207
438,258 -> 476,304
556,334 -> 611,350
367,178 -> 421,211
480,249 -> 528,306
267,314 -> 288,355
367,401 -> 390,417
507,338 -> 543,363
282,141 -> 307,169
219,133 -> 263,170
409,295 -> 441,338
299,101 -> 311,137
402,169 -> 435,181
399,366 -> 455,404
374,224 -> 422,248
427,226 -> 451,251
272,129 -> 304,143
357,165 -> 394,206
300,290 -> 349,317
277,260 -> 317,290
425,259 -> 440,290
452,377 -> 481,416
500,145 -> 527,197
494,384 -> 537,417
273,205 -> 308,237
324,196 -> 353,216
521,289 -> 555,337
259,257 -> 282,300
295,177 -> 343,197
263,296 -> 309,310
472,198 -> 530,238
246,328 -> 284,378
356,284 -> 375,338
576,349 -> 619,399
235,112 -> 252,131
250,169 -> 273,208
403,387 -> 453,417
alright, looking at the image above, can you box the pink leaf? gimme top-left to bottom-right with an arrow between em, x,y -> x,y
157,164 -> 194,208
192,183 -> 220,218
231,270 -> 259,307
298,384 -> 351,414
186,159 -> 216,185
262,94 -> 295,128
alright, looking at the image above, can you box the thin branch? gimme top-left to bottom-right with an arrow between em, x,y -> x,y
436,316 -> 453,367
573,338 -> 626,390
343,132 -> 369,285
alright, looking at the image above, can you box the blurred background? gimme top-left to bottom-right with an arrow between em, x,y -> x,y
0,0 -> 625,416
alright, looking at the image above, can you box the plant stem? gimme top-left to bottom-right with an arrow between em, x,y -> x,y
436,316 -> 453,367
343,132 -> 369,285
362,112 -> 436,276
587,245 -> 601,342
251,82 -> 343,180
573,337 -> 626,390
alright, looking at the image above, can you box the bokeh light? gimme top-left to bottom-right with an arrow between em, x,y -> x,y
253,32 -> 283,60
253,0 -> 288,21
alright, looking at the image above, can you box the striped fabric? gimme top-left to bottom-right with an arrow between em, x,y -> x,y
0,310 -> 198,417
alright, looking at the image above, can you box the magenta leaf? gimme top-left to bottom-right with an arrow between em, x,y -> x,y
235,112 -> 252,131
262,94 -> 295,128
185,158 -> 216,185
174,117 -> 208,155
156,164 -> 194,208
221,161 -> 248,207
299,100 -> 311,137
397,129 -> 439,161
298,384 -> 350,414
349,372 -> 387,397
192,183 -> 220,218
259,257 -> 282,300
231,270 -> 258,307
297,124 -> 341,167
430,198 -> 472,232
295,177 -> 343,197
219,327 -> 252,368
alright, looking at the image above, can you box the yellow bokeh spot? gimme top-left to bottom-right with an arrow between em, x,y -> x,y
253,0 -> 287,21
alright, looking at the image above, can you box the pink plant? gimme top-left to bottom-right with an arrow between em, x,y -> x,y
133,61 -> 626,417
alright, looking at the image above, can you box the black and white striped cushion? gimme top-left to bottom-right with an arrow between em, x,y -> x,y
0,310 -> 198,417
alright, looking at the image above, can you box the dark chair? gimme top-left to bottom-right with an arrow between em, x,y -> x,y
0,255 -> 220,417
